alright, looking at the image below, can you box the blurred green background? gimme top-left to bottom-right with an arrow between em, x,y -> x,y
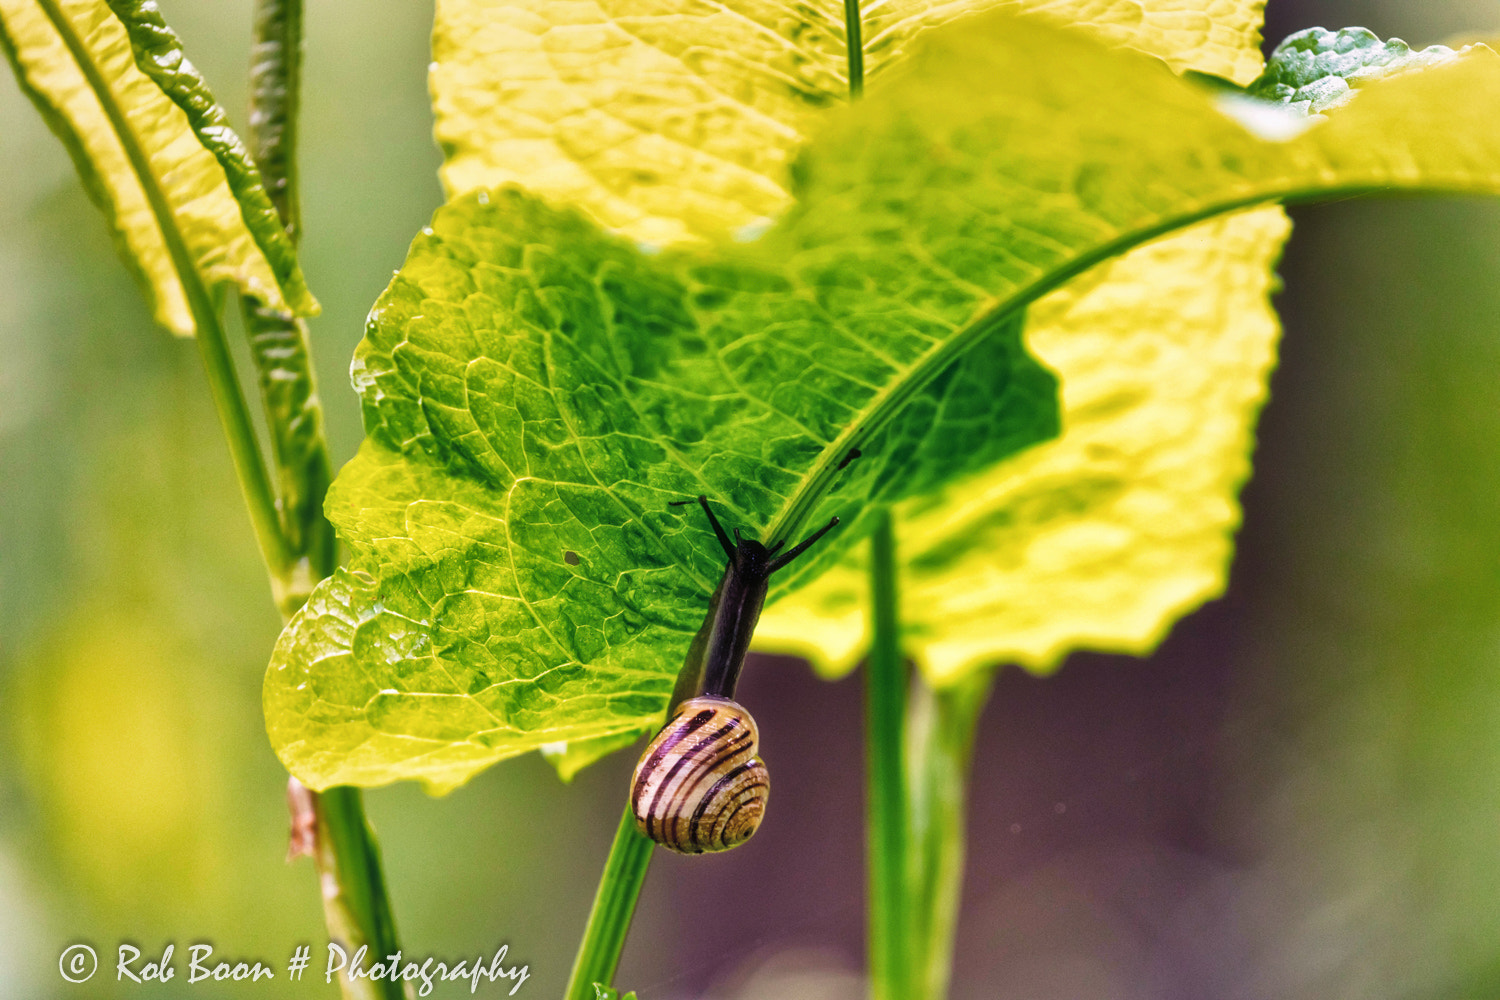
5,1 -> 1500,997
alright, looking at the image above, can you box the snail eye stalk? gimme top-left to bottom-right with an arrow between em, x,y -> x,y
768,515 -> 840,573
671,494 -> 735,558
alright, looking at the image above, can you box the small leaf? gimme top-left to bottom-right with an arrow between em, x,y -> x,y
1249,26 -> 1470,115
268,12 -> 1500,791
0,0 -> 316,335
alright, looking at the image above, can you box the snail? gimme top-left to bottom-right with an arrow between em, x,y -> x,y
631,695 -> 767,854
629,495 -> 840,854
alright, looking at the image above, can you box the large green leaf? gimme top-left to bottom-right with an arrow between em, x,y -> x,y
431,0 -> 1282,711
267,11 -> 1500,792
0,0 -> 316,335
429,0 -> 1266,246
265,186 -> 1057,792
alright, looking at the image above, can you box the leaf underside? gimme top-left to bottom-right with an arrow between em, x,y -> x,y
426,0 -> 1275,778
268,10 -> 1500,792
762,22 -> 1500,682
266,185 -> 1057,792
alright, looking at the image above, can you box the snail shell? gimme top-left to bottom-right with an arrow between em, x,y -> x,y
630,695 -> 769,854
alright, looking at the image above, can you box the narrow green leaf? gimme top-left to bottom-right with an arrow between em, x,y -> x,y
106,0 -> 315,313
269,13 -> 1500,790
904,671 -> 991,1000
0,0 -> 315,335
246,0 -> 302,241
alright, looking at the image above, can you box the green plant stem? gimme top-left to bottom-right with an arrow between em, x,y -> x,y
248,0 -> 302,241
844,0 -> 864,98
193,302 -> 299,586
905,671 -> 991,1000
564,807 -> 655,1000
242,307 -> 335,595
242,4 -> 403,999
867,508 -> 908,1000
315,786 -> 406,1000
245,0 -> 334,606
37,5 -> 398,995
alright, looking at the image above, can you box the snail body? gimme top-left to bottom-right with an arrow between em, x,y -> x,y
630,695 -> 768,854
630,495 -> 839,855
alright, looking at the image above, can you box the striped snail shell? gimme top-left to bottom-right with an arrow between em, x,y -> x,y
630,695 -> 769,854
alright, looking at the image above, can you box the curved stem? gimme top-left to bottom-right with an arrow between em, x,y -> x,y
194,301 -> 296,585
564,807 -> 655,1000
867,508 -> 908,1000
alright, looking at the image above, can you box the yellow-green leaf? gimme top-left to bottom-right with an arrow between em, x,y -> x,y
866,0 -> 1266,87
429,0 -> 1266,246
430,0 -> 1279,699
756,208 -> 1290,682
0,0 -> 316,335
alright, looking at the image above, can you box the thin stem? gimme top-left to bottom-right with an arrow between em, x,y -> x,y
905,671 -> 991,1000
564,806 -> 655,1000
194,305 -> 298,582
245,0 -> 334,607
844,0 -> 864,98
565,582 -> 735,997
248,0 -> 302,242
867,508 -> 908,1000
315,787 -> 406,1000
242,4 -> 403,998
